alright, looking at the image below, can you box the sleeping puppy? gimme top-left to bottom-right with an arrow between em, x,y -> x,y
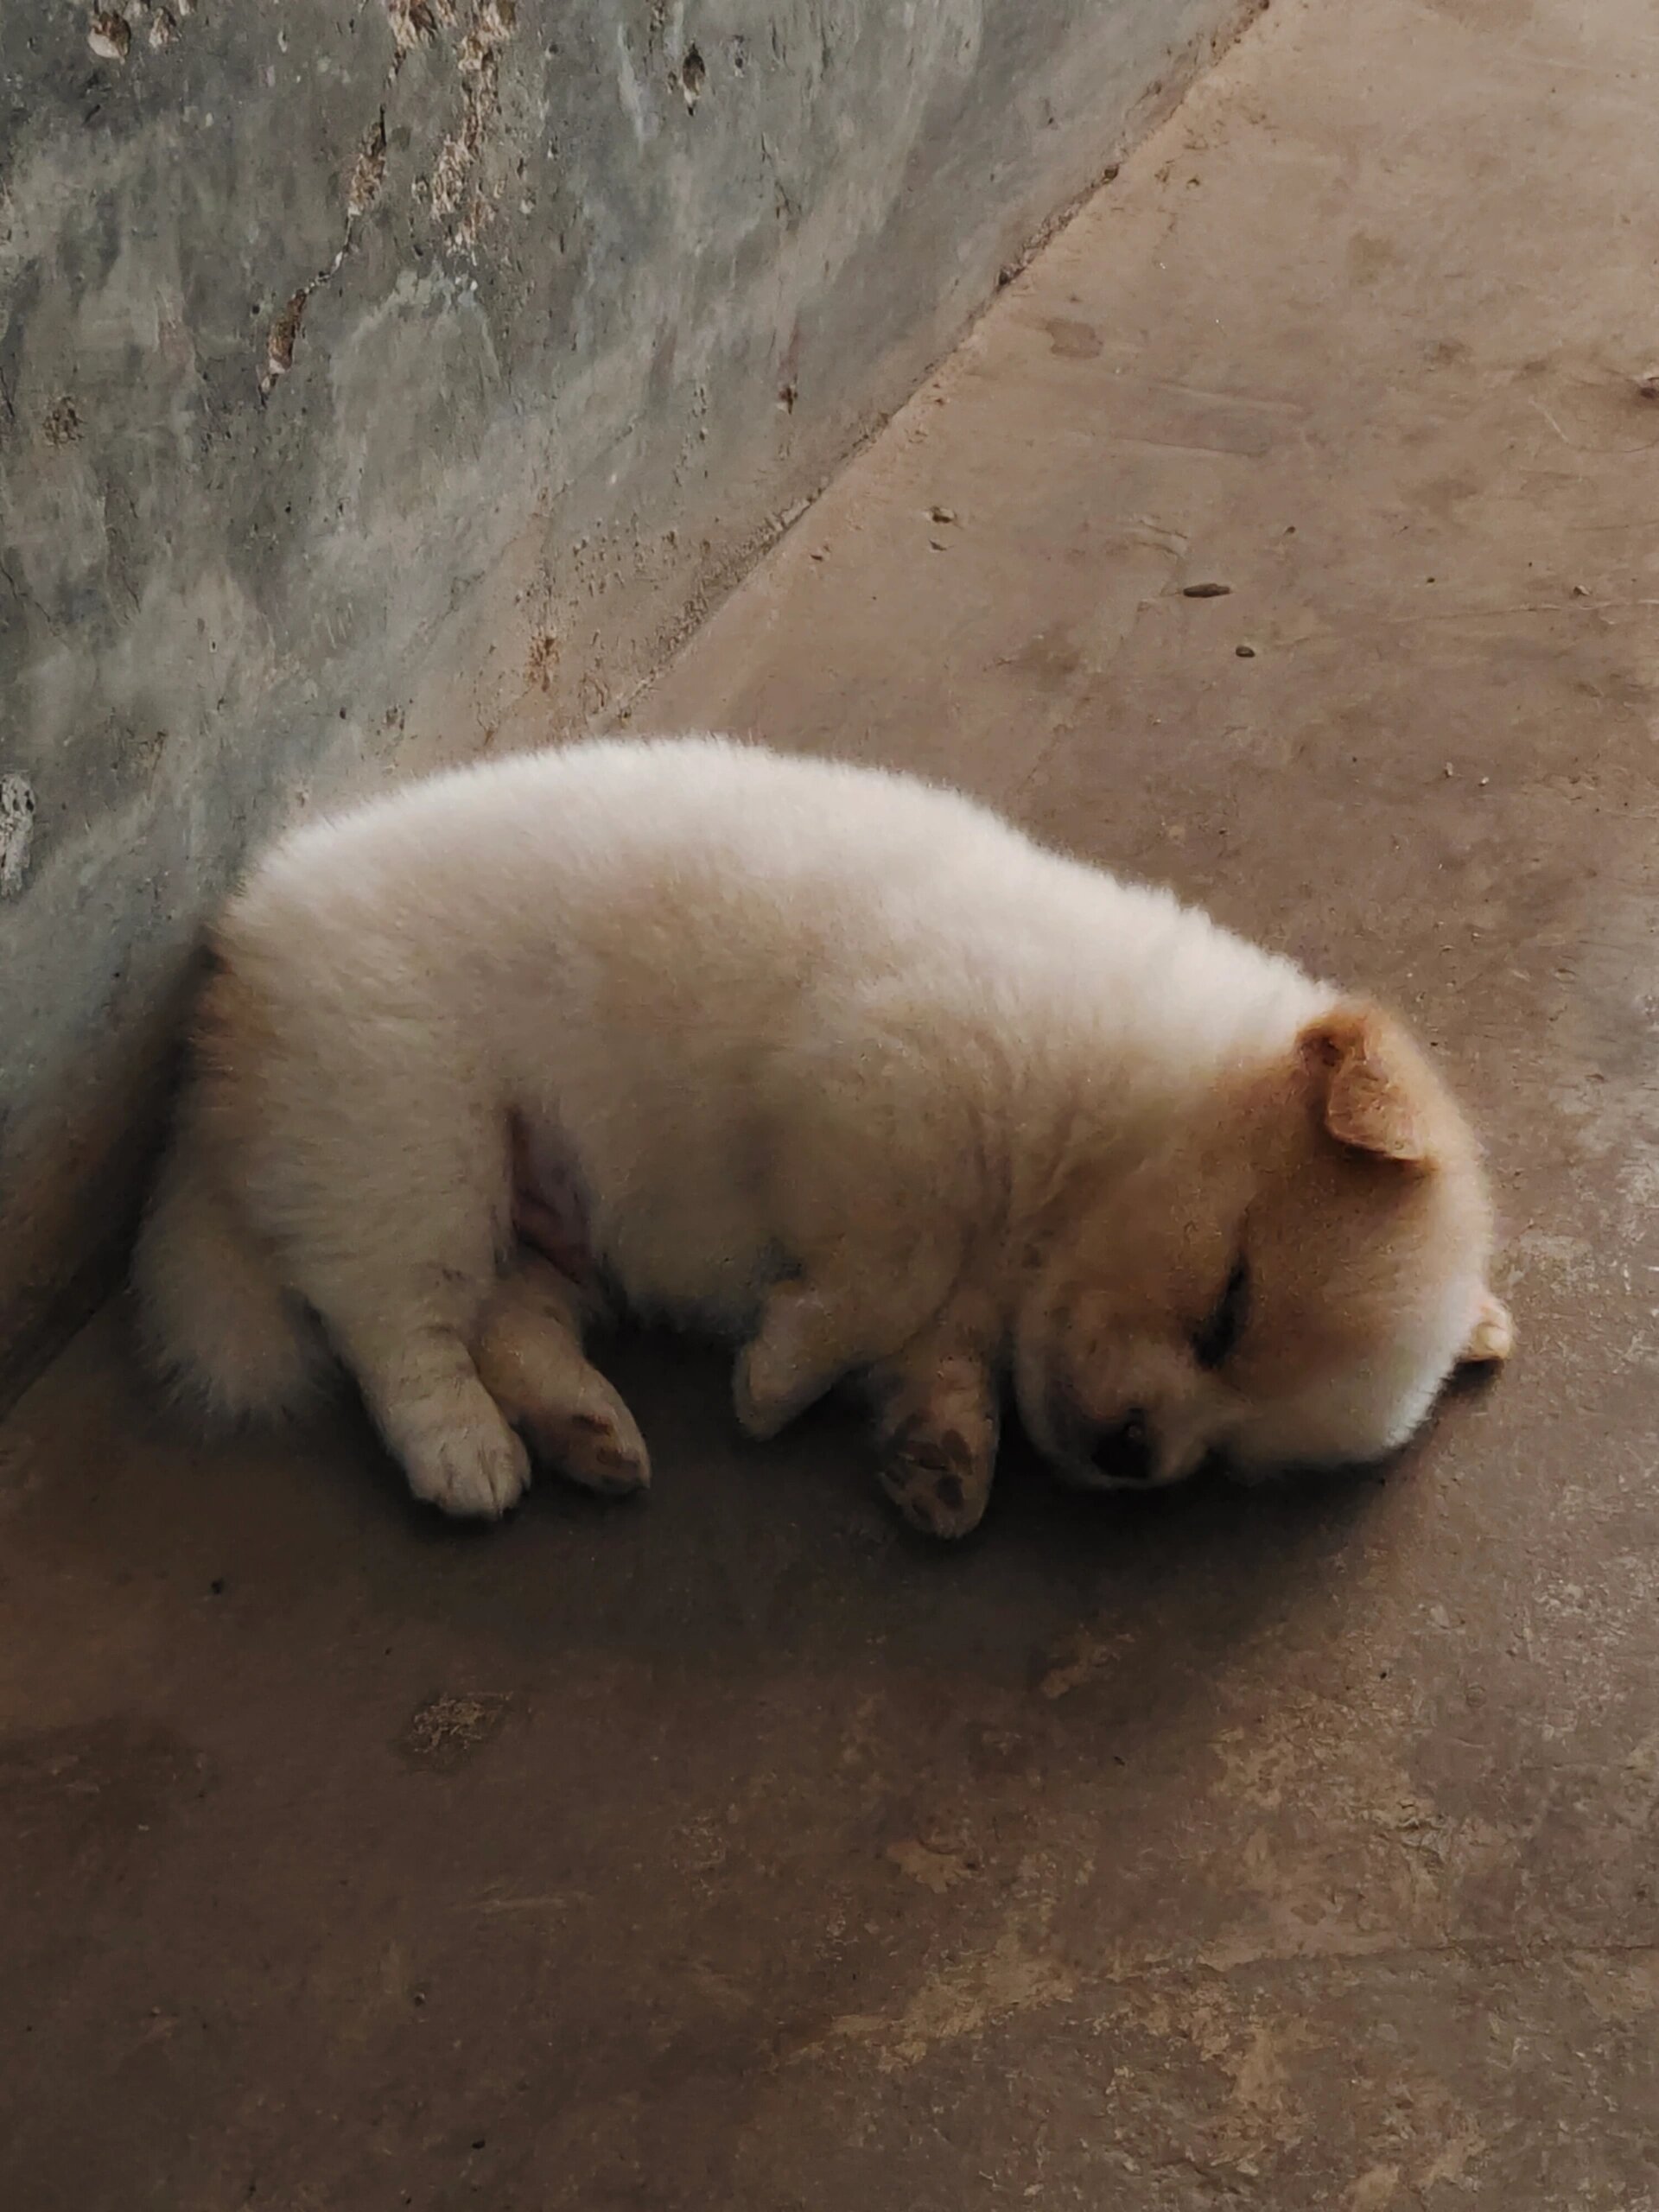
134,736 -> 1511,1538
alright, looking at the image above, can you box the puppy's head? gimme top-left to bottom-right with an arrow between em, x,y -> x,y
1014,1004 -> 1511,1491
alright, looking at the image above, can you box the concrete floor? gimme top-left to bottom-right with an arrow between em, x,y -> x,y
5,0 -> 1657,2204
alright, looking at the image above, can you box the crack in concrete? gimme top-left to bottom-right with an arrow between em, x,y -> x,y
258,111 -> 387,396
260,2 -> 517,391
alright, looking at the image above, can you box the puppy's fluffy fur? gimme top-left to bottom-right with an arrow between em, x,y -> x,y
134,736 -> 1511,1537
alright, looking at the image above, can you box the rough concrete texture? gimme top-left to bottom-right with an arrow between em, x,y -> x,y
0,0 -> 1250,1408
4,0 -> 1659,2204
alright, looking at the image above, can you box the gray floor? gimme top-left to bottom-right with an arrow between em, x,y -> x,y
5,0 -> 1656,2203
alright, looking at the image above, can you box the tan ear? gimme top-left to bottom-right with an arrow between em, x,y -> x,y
1459,1290 -> 1514,1365
1299,1005 -> 1432,1165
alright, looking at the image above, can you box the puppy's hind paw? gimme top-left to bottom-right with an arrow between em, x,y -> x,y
404,1418 -> 532,1520
521,1384 -> 652,1499
1459,1291 -> 1515,1367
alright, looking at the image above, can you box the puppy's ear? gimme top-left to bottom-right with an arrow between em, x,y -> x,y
1298,1005 -> 1433,1166
1459,1289 -> 1514,1365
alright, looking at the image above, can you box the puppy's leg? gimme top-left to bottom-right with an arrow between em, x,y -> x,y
474,1254 -> 650,1498
868,1341 -> 1000,1541
334,1307 -> 531,1519
734,1275 -> 870,1441
734,1274 -> 925,1442
736,1268 -> 1000,1537
734,1238 -> 980,1446
296,1122 -> 531,1518
1459,1289 -> 1515,1365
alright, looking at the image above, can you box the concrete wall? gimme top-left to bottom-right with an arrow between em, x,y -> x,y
0,0 -> 1253,1403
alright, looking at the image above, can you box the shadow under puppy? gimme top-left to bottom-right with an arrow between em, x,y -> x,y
134,737 -> 1512,1539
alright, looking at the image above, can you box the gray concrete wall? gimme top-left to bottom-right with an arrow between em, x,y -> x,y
0,0 -> 1254,1402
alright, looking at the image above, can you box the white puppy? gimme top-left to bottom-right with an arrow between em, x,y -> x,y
134,737 -> 1511,1537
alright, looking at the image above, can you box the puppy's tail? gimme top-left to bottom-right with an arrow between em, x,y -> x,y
132,1127 -> 325,1425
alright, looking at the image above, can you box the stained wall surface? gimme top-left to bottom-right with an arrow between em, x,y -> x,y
0,0 -> 1247,1399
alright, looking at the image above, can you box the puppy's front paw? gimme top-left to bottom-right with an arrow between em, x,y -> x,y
734,1280 -> 849,1441
734,1333 -> 822,1442
733,1338 -> 792,1442
404,1417 -> 531,1520
877,1421 -> 992,1541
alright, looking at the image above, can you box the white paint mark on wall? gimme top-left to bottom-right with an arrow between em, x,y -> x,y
1,774 -> 37,896
614,23 -> 657,146
87,13 -> 131,65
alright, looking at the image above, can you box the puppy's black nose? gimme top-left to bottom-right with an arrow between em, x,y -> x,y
1091,1409 -> 1154,1483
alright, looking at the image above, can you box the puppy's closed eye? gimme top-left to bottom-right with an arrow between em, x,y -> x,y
1192,1256 -> 1250,1371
